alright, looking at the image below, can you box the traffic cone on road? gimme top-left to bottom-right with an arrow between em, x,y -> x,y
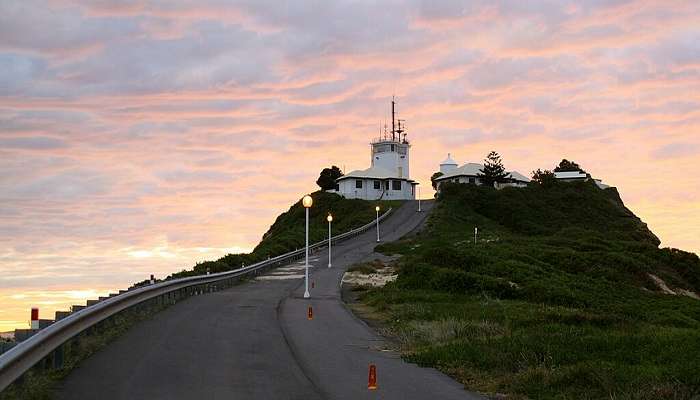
368,364 -> 377,390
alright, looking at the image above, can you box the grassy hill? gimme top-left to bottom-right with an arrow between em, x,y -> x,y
169,192 -> 400,279
364,181 -> 700,399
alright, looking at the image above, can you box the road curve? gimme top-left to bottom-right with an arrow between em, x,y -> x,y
56,200 -> 483,400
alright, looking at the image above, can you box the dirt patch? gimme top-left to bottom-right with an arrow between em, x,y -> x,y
647,273 -> 700,300
343,258 -> 397,287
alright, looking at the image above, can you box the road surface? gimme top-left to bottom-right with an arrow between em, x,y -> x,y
57,200 -> 483,400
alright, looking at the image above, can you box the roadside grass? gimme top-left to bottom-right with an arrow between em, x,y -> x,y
361,288 -> 700,399
361,182 -> 700,399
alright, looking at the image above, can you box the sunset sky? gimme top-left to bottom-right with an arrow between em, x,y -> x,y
1,0 -> 699,332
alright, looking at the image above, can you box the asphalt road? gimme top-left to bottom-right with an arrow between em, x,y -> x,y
57,200 -> 484,400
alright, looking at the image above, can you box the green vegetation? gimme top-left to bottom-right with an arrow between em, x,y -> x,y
316,165 -> 343,190
361,181 -> 700,399
170,192 -> 400,278
477,151 -> 509,186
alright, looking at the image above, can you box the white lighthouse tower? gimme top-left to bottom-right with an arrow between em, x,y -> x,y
335,99 -> 418,200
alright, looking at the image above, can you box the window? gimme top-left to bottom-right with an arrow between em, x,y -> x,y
392,180 -> 402,190
373,144 -> 390,154
468,177 -> 475,184
385,181 -> 390,190
373,180 -> 381,189
391,144 -> 395,152
356,180 -> 363,189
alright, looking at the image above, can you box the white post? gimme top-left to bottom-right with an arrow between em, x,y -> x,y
418,186 -> 422,212
327,217 -> 332,268
474,227 -> 478,245
304,206 -> 310,298
376,206 -> 380,242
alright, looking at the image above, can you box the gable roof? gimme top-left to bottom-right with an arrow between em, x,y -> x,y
507,171 -> 531,183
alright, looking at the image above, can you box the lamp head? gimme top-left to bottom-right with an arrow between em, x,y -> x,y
302,195 -> 313,208
375,206 -> 380,212
327,214 -> 333,222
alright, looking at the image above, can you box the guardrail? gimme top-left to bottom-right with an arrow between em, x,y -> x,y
0,208 -> 394,392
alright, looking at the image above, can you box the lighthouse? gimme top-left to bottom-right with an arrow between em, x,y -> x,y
334,99 -> 418,200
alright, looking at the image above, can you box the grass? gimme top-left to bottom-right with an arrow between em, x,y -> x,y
359,181 -> 700,399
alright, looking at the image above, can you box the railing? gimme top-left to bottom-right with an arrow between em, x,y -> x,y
0,208 -> 394,392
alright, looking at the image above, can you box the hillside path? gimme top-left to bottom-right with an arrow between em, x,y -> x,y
56,200 -> 484,400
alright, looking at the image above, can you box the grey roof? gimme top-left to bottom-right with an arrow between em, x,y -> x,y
554,171 -> 588,179
507,171 -> 531,183
437,163 -> 483,179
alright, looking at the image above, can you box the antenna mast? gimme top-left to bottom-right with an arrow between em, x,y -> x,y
391,96 -> 396,142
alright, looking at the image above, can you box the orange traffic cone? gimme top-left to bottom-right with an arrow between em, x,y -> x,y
368,364 -> 377,390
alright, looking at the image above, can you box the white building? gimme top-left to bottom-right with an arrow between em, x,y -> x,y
554,171 -> 610,189
433,154 -> 531,191
334,100 -> 418,200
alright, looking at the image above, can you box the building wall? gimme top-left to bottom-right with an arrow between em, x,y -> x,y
371,141 -> 410,178
337,178 -> 415,200
436,175 -> 482,191
440,164 -> 457,174
436,176 -> 528,191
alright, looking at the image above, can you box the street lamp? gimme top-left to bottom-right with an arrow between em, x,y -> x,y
375,205 -> 380,242
327,214 -> 333,268
417,186 -> 422,212
303,195 -> 313,298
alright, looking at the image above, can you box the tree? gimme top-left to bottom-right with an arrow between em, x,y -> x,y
554,159 -> 586,173
531,168 -> 556,186
478,151 -> 510,187
316,166 -> 343,190
430,172 -> 444,190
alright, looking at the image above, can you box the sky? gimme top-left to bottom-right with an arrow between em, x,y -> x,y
1,0 -> 699,332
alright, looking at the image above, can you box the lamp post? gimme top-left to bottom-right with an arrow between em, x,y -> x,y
327,214 -> 333,268
417,186 -> 422,212
303,195 -> 313,298
375,205 -> 380,242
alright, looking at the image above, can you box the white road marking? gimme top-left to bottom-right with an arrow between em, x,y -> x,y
256,274 -> 304,281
